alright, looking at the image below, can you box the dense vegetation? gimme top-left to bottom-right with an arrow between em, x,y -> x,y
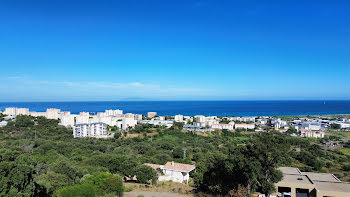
1,115 -> 350,197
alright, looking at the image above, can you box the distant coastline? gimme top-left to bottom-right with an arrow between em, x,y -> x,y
1,100 -> 350,117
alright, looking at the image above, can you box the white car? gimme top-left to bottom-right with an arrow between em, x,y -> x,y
281,192 -> 291,197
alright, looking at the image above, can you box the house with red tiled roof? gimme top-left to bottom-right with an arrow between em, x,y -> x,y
144,161 -> 195,184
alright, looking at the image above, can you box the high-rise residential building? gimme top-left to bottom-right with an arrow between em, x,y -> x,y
46,108 -> 61,119
73,122 -> 107,138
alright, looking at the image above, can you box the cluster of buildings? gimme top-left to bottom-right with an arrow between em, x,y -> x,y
180,114 -> 350,139
2,107 -> 350,139
2,107 -> 186,138
180,115 -> 256,132
1,107 -> 169,138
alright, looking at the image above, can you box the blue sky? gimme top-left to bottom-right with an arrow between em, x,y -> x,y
0,0 -> 349,101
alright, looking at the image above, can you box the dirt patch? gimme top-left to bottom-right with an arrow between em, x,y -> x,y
124,181 -> 194,196
123,132 -> 158,139
125,191 -> 190,197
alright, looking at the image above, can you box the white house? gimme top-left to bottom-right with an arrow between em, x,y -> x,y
145,161 -> 195,184
0,121 -> 7,127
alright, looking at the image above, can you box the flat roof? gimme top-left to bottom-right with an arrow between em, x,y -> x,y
302,172 -> 341,183
315,181 -> 350,193
279,174 -> 313,185
279,167 -> 302,175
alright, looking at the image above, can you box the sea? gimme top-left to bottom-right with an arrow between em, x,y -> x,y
1,100 -> 350,117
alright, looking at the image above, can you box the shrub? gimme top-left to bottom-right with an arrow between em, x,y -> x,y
134,165 -> 158,184
54,183 -> 95,197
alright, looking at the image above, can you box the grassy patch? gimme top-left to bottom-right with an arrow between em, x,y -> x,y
336,148 -> 350,156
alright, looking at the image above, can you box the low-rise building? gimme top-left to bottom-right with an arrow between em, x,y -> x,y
300,129 -> 325,138
145,161 -> 195,184
232,116 -> 256,122
276,167 -> 350,197
235,123 -> 255,130
301,122 -> 322,131
0,120 -> 7,127
211,122 -> 234,130
138,120 -> 174,128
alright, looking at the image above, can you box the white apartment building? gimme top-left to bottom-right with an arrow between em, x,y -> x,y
46,108 -> 61,119
174,114 -> 184,122
4,107 -> 29,116
121,117 -> 138,130
300,129 -> 325,138
105,109 -> 123,116
211,123 -> 234,130
301,122 -> 322,131
76,114 -> 90,124
134,114 -> 143,120
124,113 -> 134,118
30,112 -> 46,117
79,112 -> 90,116
4,108 -> 16,115
147,112 -> 157,118
59,114 -> 75,127
73,122 -> 108,138
271,118 -> 288,129
232,116 -> 256,122
138,120 -> 174,128
195,115 -> 206,123
158,116 -> 165,121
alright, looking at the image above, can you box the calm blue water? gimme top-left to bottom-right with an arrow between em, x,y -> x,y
1,101 -> 350,117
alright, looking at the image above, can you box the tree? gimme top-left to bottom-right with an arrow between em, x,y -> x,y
330,124 -> 341,130
194,133 -> 288,196
134,165 -> 158,184
114,131 -> 122,139
0,151 -> 38,197
35,171 -> 70,195
80,171 -> 123,196
246,133 -> 288,196
54,183 -> 95,197
285,126 -> 297,134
